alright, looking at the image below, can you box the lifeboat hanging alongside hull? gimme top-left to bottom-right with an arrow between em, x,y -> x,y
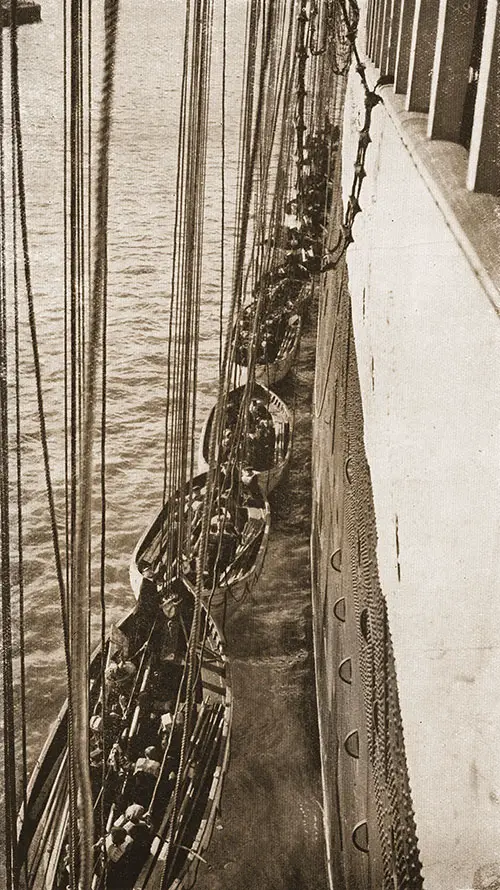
16,583 -> 232,890
233,301 -> 302,387
198,383 -> 293,496
130,471 -> 270,612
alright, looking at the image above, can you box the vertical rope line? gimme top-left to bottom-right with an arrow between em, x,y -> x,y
10,30 -> 28,889
239,0 -> 295,296
203,2 -> 288,606
221,0 -> 275,401
70,0 -> 79,658
87,0 -> 92,309
1,10 -> 17,886
99,250 -> 107,848
263,36 -> 297,277
253,0 -> 292,286
218,0 -> 227,373
162,0 -> 191,515
63,0 -> 70,614
62,2 -> 78,885
159,1 -> 218,879
188,0 -> 208,483
234,16 -> 295,400
174,0 -> 198,555
231,0 -> 258,303
194,0 -> 213,467
186,0 -> 213,487
160,0 -> 192,585
306,2 -> 319,132
295,0 -> 308,218
232,2 -> 274,309
87,0 -> 93,628
69,0 -> 83,876
77,0 -> 85,496
70,2 -> 120,886
260,0 -> 285,278
83,0 -> 92,744
90,0 -> 108,852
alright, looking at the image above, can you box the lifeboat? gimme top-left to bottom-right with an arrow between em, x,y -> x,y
198,383 -> 293,496
17,581 -> 232,890
130,471 -> 270,611
234,300 -> 302,386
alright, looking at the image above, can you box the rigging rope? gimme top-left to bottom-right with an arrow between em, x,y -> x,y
0,10 -> 18,886
69,0 -> 119,886
231,0 -> 259,308
219,0 -> 227,374
11,0 -> 69,672
68,1 -> 85,879
2,2 -> 299,889
99,222 -> 108,862
161,0 -> 191,570
157,0 -> 218,880
12,99 -> 29,890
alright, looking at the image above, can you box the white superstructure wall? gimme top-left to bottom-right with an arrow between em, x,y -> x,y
343,69 -> 500,890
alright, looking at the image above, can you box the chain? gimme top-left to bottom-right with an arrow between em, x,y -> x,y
322,0 -> 383,270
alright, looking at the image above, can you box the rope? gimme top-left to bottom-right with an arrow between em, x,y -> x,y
295,0 -> 308,218
161,0 -> 191,555
157,1 -> 218,880
251,0 -> 294,289
99,234 -> 107,848
11,29 -> 28,889
63,0 -> 70,618
0,10 -> 17,885
232,0 -> 275,307
61,0 -> 79,879
218,0 -> 227,374
69,1 -> 120,887
68,0 -> 85,881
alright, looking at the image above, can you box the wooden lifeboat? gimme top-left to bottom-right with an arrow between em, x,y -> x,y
234,301 -> 302,386
198,383 -> 293,496
130,471 -> 270,611
16,580 -> 232,890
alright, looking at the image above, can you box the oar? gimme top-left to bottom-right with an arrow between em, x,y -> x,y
133,705 -> 216,888
157,706 -> 223,859
160,714 -> 225,883
28,751 -> 69,886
